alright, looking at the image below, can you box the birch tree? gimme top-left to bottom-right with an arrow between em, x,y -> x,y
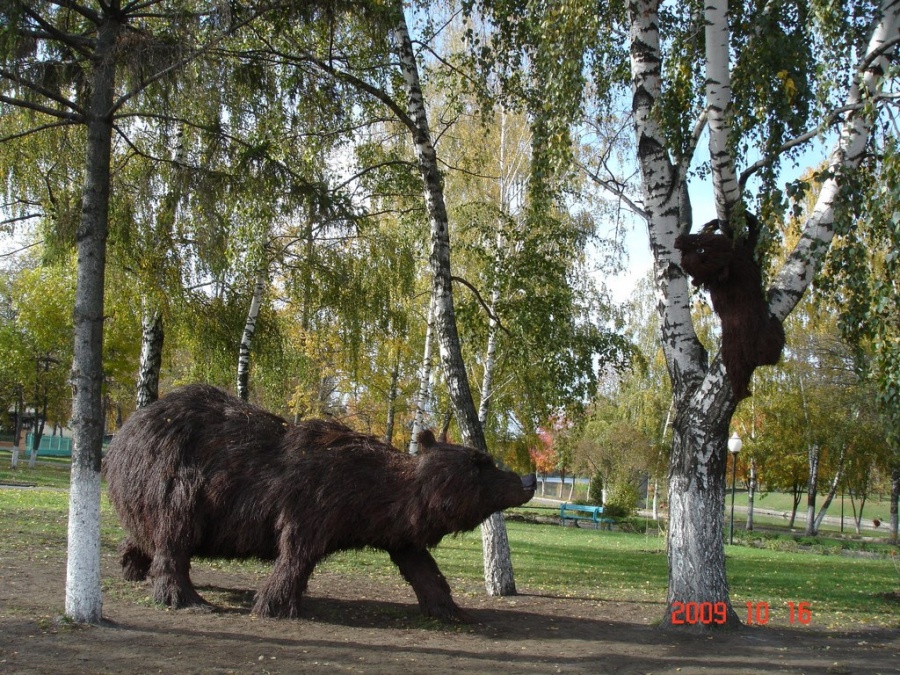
629,0 -> 899,627
471,0 -> 900,627
388,5 -> 521,594
0,0 -> 270,623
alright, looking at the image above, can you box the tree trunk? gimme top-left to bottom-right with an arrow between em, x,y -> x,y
630,0 -> 741,628
786,484 -> 803,528
812,448 -> 845,534
28,391 -> 48,469
745,459 -> 756,532
662,393 -> 741,628
804,444 -> 820,536
409,297 -> 435,455
136,303 -> 164,409
478,268 -> 511,594
11,389 -> 23,468
65,13 -> 122,625
477,287 -> 501,426
384,346 -> 401,446
390,4 -> 517,596
848,489 -> 868,535
237,269 -> 267,401
704,0 -> 741,224
890,465 -> 899,545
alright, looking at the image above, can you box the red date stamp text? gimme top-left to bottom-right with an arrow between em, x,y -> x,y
669,601 -> 812,625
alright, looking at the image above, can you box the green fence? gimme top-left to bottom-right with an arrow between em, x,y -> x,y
23,434 -> 73,457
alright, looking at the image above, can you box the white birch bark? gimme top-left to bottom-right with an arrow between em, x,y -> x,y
812,447 -> 845,534
631,2 -> 739,625
478,110 -> 510,427
769,0 -> 900,321
390,4 -> 517,595
478,287 -> 501,425
136,302 -> 164,409
65,13 -> 122,624
804,443 -> 820,536
478,282 -> 515,595
409,296 -> 435,455
237,269 -> 267,401
391,13 -> 482,446
705,0 -> 741,222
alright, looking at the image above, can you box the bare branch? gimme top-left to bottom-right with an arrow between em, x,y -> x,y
19,5 -> 96,55
43,0 -> 101,24
0,68 -> 85,117
0,94 -> 83,123
1,213 -> 42,227
578,160 -> 648,221
0,118 -> 79,143
0,240 -> 44,258
450,275 -> 511,335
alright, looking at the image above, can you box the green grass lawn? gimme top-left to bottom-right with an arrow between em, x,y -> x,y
0,453 -> 73,489
1,473 -> 896,629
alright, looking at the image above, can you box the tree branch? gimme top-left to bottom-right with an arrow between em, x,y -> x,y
0,239 -> 44,257
241,30 -> 420,137
1,212 -> 42,227
0,118 -> 79,143
578,160 -> 648,221
450,275 -> 511,335
739,96 -> 899,189
43,0 -> 101,24
0,94 -> 83,124
110,4 -> 271,115
0,68 -> 85,117
21,4 -> 96,53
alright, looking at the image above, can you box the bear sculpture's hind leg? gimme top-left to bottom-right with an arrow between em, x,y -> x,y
252,524 -> 320,618
148,548 -> 210,609
119,537 -> 152,581
388,547 -> 469,622
147,478 -> 210,609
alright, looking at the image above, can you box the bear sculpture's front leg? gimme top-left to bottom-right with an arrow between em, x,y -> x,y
388,547 -> 470,622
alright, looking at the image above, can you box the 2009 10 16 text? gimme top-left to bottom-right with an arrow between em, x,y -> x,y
669,601 -> 812,625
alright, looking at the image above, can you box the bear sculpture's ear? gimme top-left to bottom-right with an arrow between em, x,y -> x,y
418,429 -> 437,451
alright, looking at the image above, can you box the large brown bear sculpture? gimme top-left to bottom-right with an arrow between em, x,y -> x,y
103,384 -> 536,622
674,217 -> 785,400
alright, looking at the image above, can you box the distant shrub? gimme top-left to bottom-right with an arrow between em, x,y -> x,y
604,482 -> 640,518
588,470 -> 604,506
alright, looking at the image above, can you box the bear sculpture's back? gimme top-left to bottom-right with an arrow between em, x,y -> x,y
103,384 -> 536,621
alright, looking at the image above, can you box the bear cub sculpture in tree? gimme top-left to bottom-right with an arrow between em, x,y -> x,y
674,216 -> 785,400
103,384 -> 536,622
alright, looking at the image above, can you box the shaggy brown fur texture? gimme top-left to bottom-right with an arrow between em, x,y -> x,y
674,223 -> 785,400
103,384 -> 536,622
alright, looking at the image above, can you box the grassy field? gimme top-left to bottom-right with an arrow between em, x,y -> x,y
1,457 -> 897,629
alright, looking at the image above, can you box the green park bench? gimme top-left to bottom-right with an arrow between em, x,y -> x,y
558,502 -> 615,530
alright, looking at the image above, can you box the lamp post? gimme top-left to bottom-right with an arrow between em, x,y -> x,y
728,432 -> 742,545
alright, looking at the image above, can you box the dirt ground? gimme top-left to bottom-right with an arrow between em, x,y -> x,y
1,537 -> 898,675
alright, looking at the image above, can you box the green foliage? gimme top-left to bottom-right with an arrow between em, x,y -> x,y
604,482 -> 641,518
823,138 -> 900,449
